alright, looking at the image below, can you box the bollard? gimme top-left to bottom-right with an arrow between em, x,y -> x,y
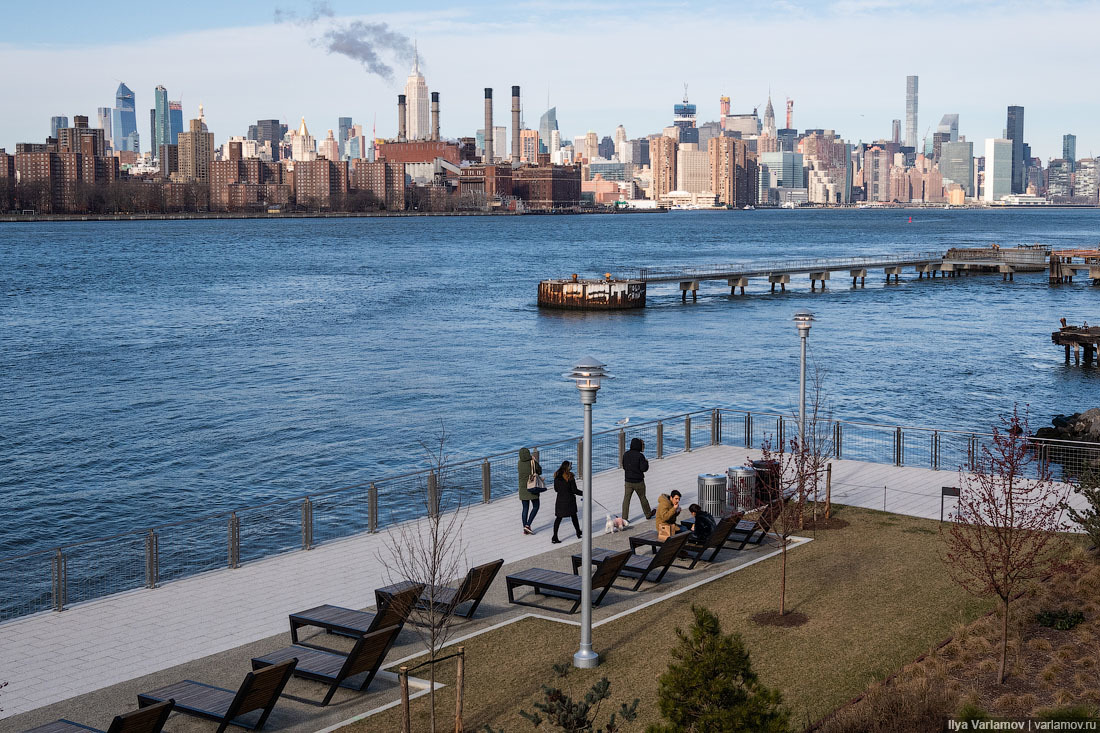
685,415 -> 692,452
368,483 -> 378,533
455,647 -> 466,733
145,530 -> 159,588
400,666 -> 411,733
481,460 -> 491,503
656,421 -> 663,459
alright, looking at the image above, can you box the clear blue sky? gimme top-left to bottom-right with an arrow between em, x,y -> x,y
2,0 -> 1097,160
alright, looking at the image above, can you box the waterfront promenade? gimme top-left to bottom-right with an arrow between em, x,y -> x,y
0,444 -> 1085,725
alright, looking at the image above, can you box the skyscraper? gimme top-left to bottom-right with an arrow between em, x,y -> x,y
650,136 -> 677,201
905,76 -> 918,150
937,114 -> 959,142
169,102 -> 184,145
762,95 -> 776,138
177,106 -> 214,183
1005,105 -> 1025,194
940,141 -> 974,197
149,109 -> 156,158
891,119 -> 901,144
673,91 -> 698,145
96,108 -> 113,149
338,117 -> 353,159
538,108 -> 558,154
403,50 -> 430,141
112,83 -> 138,152
154,86 -> 170,159
50,116 -> 69,140
984,138 -> 1012,202
1063,134 -> 1077,172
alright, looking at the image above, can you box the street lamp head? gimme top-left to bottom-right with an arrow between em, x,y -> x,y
563,356 -> 613,392
793,309 -> 815,335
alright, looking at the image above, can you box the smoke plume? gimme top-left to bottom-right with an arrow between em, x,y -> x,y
274,2 -> 414,82
321,22 -> 414,82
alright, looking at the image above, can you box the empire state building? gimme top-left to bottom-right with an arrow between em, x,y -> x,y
404,49 -> 430,141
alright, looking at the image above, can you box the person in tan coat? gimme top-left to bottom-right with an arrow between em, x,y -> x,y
655,490 -> 682,537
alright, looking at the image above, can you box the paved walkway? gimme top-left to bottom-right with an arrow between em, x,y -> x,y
0,445 -> 1084,721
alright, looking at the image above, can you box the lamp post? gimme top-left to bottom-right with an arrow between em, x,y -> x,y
793,310 -> 815,450
563,356 -> 612,668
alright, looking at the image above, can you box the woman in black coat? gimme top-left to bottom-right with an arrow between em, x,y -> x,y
552,460 -> 583,544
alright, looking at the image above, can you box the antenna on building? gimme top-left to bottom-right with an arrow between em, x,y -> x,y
683,83 -> 689,103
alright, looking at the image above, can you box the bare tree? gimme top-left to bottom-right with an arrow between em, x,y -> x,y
802,364 -> 834,528
754,435 -> 813,617
380,423 -> 468,732
943,406 -> 1073,684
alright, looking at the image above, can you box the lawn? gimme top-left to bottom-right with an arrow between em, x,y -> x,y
348,505 -> 996,732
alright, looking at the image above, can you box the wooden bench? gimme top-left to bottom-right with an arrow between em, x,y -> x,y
23,700 -> 174,733
251,625 -> 400,706
630,514 -> 741,569
506,551 -> 631,614
137,659 -> 297,733
570,533 -> 690,591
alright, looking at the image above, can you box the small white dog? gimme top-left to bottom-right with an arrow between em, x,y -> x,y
604,514 -> 631,534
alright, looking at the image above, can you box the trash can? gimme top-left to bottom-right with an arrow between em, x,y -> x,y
752,459 -> 781,504
727,465 -> 756,512
697,473 -> 728,518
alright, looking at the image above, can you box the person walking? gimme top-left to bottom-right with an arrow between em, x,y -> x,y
551,460 -> 583,544
621,437 -> 654,522
518,447 -> 543,535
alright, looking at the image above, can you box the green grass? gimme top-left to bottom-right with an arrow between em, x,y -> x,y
350,506 -> 994,732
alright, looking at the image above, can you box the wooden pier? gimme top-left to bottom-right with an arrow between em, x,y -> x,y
1053,326 -> 1100,366
1050,249 -> 1100,285
537,245 -> 1074,310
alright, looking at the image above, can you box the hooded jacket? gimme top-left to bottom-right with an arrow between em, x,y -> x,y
621,438 -> 649,483
518,447 -> 542,502
655,493 -> 680,527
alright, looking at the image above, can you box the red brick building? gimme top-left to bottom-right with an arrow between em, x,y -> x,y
349,160 -> 405,210
511,165 -> 581,209
376,140 -> 460,166
209,159 -> 288,211
458,164 -> 512,199
292,159 -> 349,209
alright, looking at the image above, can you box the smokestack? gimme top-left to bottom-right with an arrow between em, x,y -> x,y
511,85 -> 521,163
397,94 -> 407,142
483,88 -> 493,164
431,92 -> 440,142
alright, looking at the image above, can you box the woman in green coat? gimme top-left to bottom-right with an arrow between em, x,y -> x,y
518,447 -> 543,535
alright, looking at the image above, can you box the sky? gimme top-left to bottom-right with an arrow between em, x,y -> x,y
2,0 -> 1098,161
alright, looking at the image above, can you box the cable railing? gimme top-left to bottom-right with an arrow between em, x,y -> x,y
2,406 -> 1097,622
616,251 -> 945,283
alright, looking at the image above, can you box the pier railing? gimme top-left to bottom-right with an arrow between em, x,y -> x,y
2,406 -> 1097,622
616,251 -> 945,283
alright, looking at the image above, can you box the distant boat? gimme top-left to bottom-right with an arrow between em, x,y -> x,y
780,201 -> 798,209
743,205 -> 755,210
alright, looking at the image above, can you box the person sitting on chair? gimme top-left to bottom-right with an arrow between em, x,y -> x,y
655,490 -> 682,537
686,503 -> 716,544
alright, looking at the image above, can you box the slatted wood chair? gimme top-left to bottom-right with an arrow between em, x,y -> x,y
505,550 -> 631,614
630,514 -> 742,569
727,501 -> 781,548
22,700 -> 174,733
251,624 -> 400,706
413,558 -> 504,620
288,582 -> 424,650
137,659 -> 296,733
570,532 -> 690,591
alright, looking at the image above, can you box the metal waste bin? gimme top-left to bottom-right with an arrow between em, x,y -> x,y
727,465 -> 756,512
697,473 -> 728,518
752,459 -> 781,503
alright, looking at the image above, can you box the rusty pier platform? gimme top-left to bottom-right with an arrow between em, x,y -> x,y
537,274 -> 646,310
1053,326 -> 1100,365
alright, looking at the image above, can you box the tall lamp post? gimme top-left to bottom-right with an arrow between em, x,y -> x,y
793,310 -> 814,450
563,356 -> 612,668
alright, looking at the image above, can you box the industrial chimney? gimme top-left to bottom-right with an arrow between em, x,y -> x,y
483,88 -> 493,164
431,92 -> 440,142
397,94 -> 407,142
511,85 -> 521,163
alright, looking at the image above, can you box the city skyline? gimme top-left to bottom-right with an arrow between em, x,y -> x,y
2,1 -> 1099,160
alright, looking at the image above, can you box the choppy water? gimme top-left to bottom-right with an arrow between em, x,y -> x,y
2,209 -> 1099,561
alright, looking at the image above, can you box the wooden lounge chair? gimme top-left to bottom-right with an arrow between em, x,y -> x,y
289,582 -> 424,650
727,502 -> 781,548
570,533 -> 690,591
506,551 -> 631,614
23,700 -> 174,733
137,659 -> 296,733
410,558 -> 504,620
251,624 -> 400,706
630,514 -> 741,569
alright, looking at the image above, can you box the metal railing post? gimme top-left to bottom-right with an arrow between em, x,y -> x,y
968,434 -> 977,471
228,512 -> 240,569
428,471 -> 440,518
656,422 -> 664,459
685,415 -> 692,452
368,483 -> 378,532
301,498 -> 313,550
894,427 -> 903,466
52,548 -> 67,612
576,440 -> 584,479
932,431 -> 940,470
145,530 -> 159,588
745,412 -> 752,449
618,430 -> 625,466
777,417 -> 784,451
481,460 -> 491,503
711,409 -> 719,446
834,421 -> 842,459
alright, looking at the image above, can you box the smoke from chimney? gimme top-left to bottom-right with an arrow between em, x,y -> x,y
397,94 -> 407,142
483,88 -> 493,164
431,92 -> 440,142
511,85 -> 521,163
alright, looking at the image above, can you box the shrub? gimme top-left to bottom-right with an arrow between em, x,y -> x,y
956,701 -> 990,724
1065,465 -> 1100,550
485,677 -> 638,733
1035,609 -> 1086,630
648,605 -> 789,733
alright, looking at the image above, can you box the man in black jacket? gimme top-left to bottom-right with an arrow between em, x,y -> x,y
621,437 -> 655,521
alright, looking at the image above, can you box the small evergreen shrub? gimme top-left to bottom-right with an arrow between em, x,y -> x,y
1035,609 -> 1085,630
